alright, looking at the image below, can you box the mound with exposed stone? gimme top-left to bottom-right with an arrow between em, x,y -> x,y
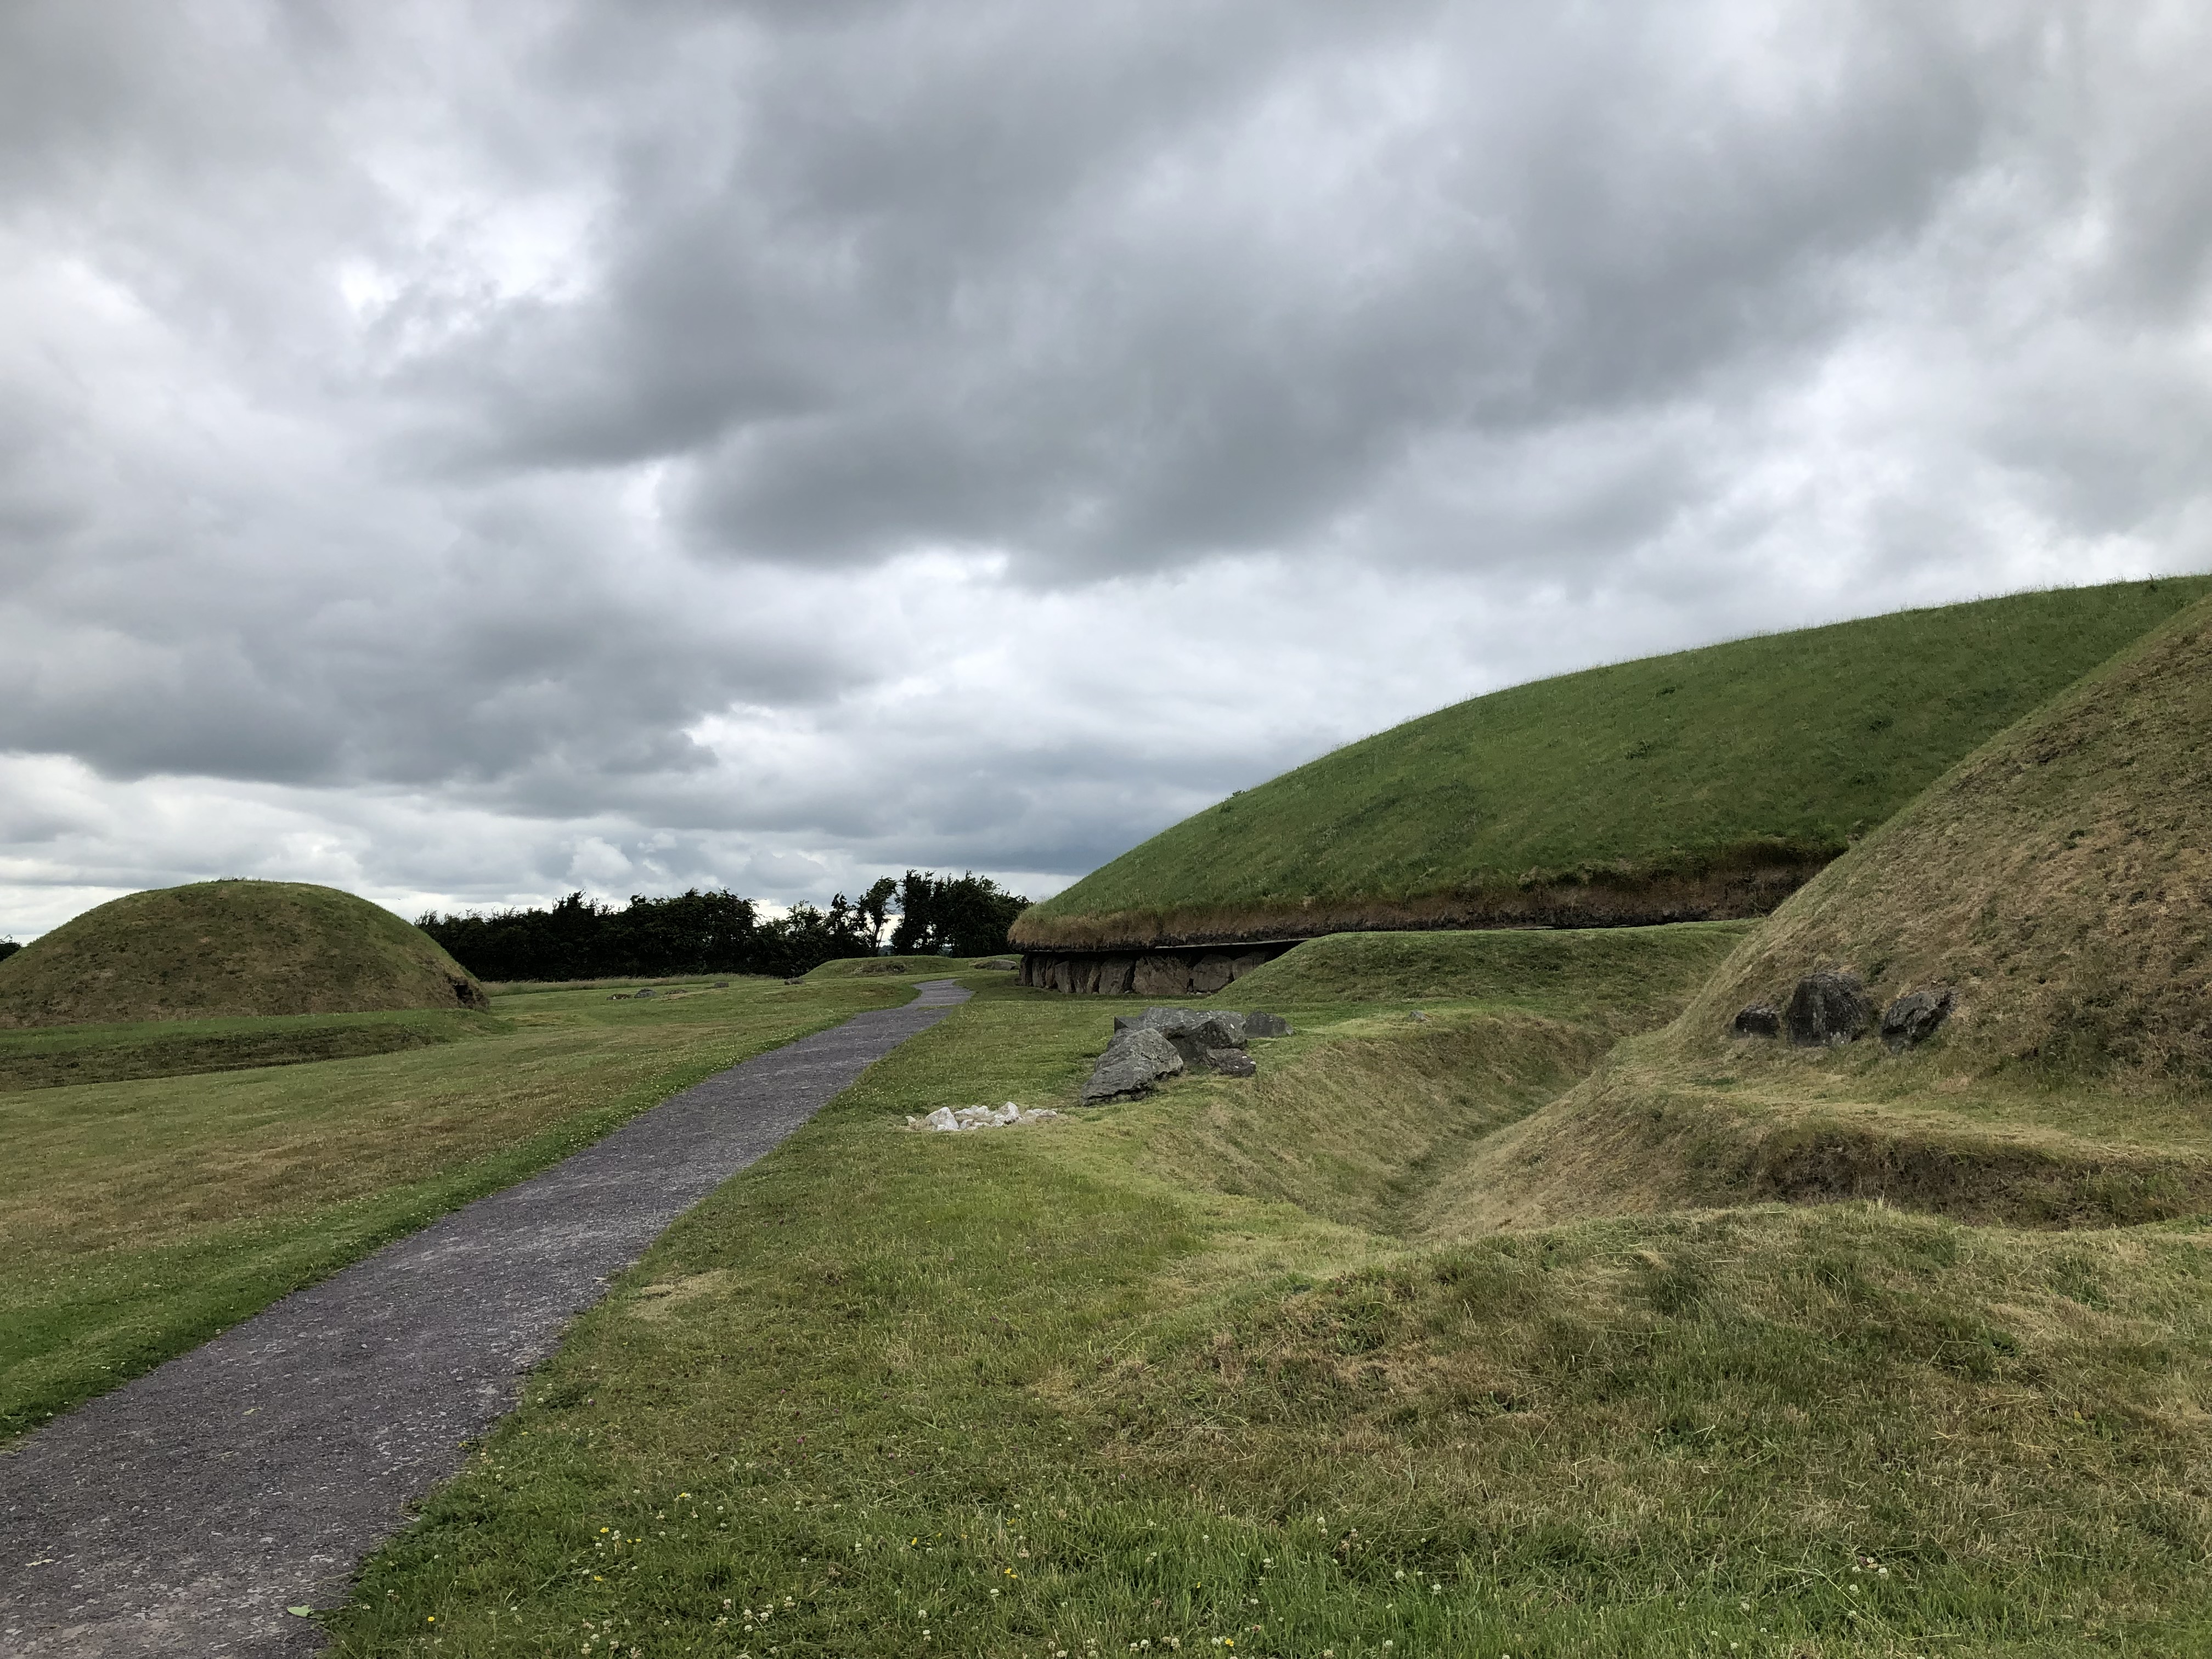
1692,591 -> 2212,1086
0,881 -> 489,1029
1429,592 -> 2212,1233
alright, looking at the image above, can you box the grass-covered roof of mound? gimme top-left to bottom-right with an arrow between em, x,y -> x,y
0,881 -> 488,1029
1015,577 -> 2210,951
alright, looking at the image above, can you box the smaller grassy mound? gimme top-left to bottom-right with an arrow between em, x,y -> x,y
0,881 -> 488,1028
1017,578 -> 2210,949
1222,921 -> 1751,1030
1436,592 -> 2212,1233
0,1009 -> 491,1093
1679,594 -> 2212,1090
803,955 -> 1010,980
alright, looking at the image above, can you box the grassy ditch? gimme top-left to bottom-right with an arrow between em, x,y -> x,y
0,975 -> 896,1440
0,1007 -> 493,1093
315,933 -> 2212,1656
1017,577 -> 2209,949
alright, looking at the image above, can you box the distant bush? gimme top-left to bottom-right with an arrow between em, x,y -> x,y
0,940 -> 18,963
889,870 -> 1030,957
419,872 -> 1030,985
417,889 -> 878,983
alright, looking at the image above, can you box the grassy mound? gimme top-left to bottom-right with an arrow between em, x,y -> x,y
1016,577 -> 2209,949
802,954 -> 1010,981
1438,592 -> 2212,1232
0,881 -> 488,1029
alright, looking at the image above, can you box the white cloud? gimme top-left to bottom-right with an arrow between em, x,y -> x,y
1,0 -> 2207,937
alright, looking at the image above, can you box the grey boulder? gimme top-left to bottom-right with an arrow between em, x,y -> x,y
1206,1048 -> 1257,1078
1244,1011 -> 1292,1038
1881,987 -> 1955,1052
1115,1007 -> 1250,1046
1785,971 -> 1872,1047
1111,1007 -> 1257,1068
1732,1003 -> 1781,1039
1080,1028 -> 1186,1103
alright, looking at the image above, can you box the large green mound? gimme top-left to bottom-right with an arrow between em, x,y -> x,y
1442,592 -> 2212,1232
1016,578 -> 2209,950
0,881 -> 489,1029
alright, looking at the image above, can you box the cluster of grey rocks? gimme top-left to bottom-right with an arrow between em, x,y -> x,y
1081,1007 -> 1293,1102
1734,969 -> 1954,1052
907,1101 -> 1063,1132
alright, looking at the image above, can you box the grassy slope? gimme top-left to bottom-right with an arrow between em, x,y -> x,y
319,941 -> 2212,1656
1017,577 -> 2210,949
0,1008 -> 492,1093
0,879 -> 488,1029
1440,593 -> 2212,1235
1224,921 -> 1753,1032
0,975 -> 898,1439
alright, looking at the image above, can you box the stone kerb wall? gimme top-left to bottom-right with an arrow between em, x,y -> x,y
1020,941 -> 1297,996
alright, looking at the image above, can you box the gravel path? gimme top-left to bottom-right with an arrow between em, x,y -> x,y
0,979 -> 970,1657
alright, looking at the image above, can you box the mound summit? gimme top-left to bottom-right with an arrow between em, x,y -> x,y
0,881 -> 489,1029
1015,579 -> 2209,968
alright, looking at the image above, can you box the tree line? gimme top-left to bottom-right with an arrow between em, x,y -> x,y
415,870 -> 1027,984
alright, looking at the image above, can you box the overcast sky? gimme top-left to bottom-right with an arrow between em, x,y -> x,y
3,1 -> 2208,938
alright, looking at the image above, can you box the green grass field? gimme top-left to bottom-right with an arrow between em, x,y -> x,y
18,583 -> 2212,1656
303,958 -> 2212,1657
1016,578 -> 2210,949
0,975 -> 898,1440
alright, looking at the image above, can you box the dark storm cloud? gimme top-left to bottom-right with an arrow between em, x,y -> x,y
442,2 -> 2008,575
0,0 -> 2207,933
